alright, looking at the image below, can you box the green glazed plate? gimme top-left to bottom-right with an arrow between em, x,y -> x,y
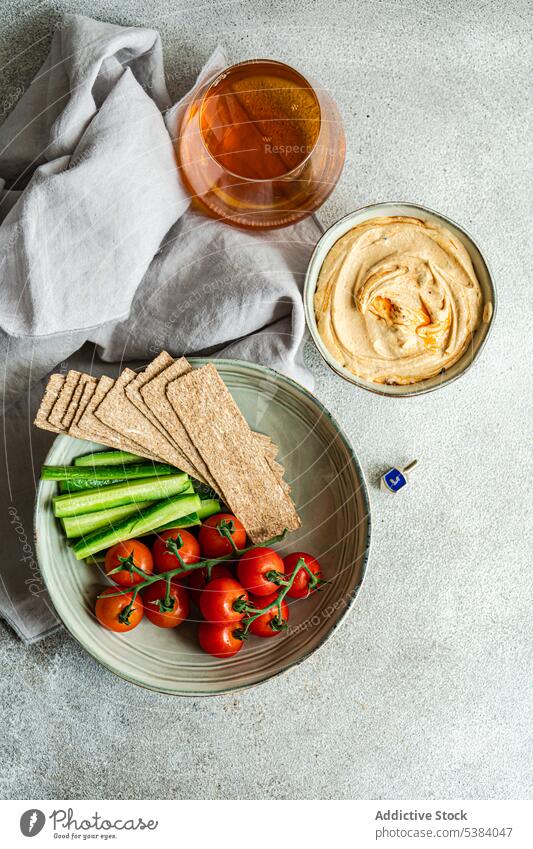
34,359 -> 371,696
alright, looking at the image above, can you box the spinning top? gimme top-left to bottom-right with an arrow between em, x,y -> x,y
381,460 -> 418,494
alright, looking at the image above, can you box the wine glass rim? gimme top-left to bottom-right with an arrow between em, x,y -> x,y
198,58 -> 323,184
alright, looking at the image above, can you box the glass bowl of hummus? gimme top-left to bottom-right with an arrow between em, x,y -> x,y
304,202 -> 496,396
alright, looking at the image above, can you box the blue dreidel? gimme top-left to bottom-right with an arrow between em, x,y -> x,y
381,460 -> 418,493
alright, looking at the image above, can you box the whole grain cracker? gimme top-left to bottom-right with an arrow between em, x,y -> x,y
124,353 -> 199,476
243,429 -> 284,460
166,364 -> 300,543
34,374 -> 65,434
67,378 -> 98,438
48,370 -> 81,428
94,369 -> 191,470
62,373 -> 94,429
140,359 -> 281,488
267,458 -> 292,494
77,376 -> 159,460
140,358 -> 212,486
253,434 -> 289,492
126,352 -> 175,427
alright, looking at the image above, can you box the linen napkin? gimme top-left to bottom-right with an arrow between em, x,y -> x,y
0,14 -> 322,643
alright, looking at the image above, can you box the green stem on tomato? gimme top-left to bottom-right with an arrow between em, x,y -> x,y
118,586 -> 140,625
299,560 -> 323,591
107,558 -> 146,581
164,533 -> 190,572
216,519 -> 240,554
164,575 -> 172,608
159,575 -> 175,613
265,569 -> 286,585
264,560 -> 322,591
97,530 -> 289,600
117,552 -> 136,576
234,557 -> 308,638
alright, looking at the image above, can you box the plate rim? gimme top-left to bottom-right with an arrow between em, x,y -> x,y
34,357 -> 371,697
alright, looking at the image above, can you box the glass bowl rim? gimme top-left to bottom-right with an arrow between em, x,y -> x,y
196,57 -> 323,184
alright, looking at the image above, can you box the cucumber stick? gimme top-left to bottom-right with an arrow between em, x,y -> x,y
53,473 -> 189,518
197,498 -> 221,519
59,478 -> 124,493
80,513 -> 201,545
74,450 -> 143,467
60,482 -> 196,535
151,499 -> 221,535
81,512 -> 202,544
58,469 -> 194,494
142,513 -> 200,535
60,500 -> 154,539
42,463 -> 176,481
72,493 -> 201,559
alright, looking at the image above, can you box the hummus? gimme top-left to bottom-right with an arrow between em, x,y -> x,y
314,216 -> 484,385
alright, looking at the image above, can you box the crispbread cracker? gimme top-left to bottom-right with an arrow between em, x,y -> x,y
94,369 -> 189,470
267,458 -> 291,494
254,434 -> 289,491
34,374 -> 65,434
140,358 -> 212,485
77,376 -> 159,460
68,378 -> 98,438
48,370 -> 81,428
124,353 -> 197,475
62,373 -> 94,429
33,356 -> 292,510
260,440 -> 278,461
244,430 -> 283,459
140,360 -> 279,488
125,352 -> 175,443
166,364 -> 300,543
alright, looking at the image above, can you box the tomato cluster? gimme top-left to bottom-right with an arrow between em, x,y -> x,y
94,513 -> 323,661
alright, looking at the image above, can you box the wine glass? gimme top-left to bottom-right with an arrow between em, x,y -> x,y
175,59 -> 346,230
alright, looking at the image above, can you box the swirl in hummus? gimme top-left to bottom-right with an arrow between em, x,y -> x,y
314,216 -> 484,385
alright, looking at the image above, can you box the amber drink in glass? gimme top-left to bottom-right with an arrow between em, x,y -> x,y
176,59 -> 345,229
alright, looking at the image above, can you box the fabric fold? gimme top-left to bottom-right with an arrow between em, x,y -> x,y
0,14 -> 321,642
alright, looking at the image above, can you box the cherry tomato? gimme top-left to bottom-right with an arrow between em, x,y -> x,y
198,621 -> 244,658
187,564 -> 232,607
199,577 -> 248,623
104,539 -> 153,587
198,513 -> 246,558
237,547 -> 285,596
142,579 -> 189,628
248,593 -> 289,638
95,586 -> 143,632
283,552 -> 323,598
152,528 -> 200,578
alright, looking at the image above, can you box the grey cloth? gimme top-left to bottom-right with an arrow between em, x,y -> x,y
0,15 -> 321,643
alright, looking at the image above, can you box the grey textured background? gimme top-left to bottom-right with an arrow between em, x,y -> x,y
1,0 -> 531,800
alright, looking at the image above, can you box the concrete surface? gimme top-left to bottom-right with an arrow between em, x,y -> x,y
0,0 -> 531,800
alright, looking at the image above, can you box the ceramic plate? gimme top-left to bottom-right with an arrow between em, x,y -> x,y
34,359 -> 370,696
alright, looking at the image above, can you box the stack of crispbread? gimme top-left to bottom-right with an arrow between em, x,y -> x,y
34,353 -> 300,543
